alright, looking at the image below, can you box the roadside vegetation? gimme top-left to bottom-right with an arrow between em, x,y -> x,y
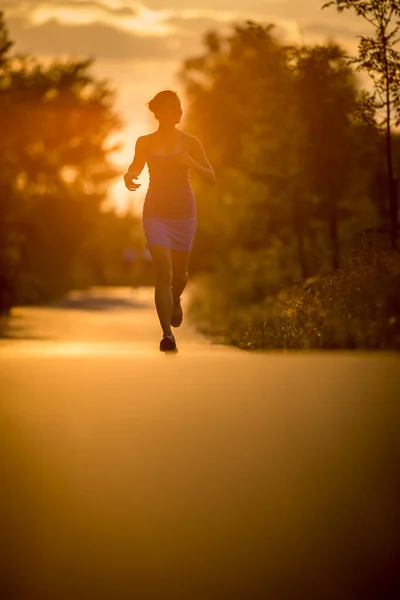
188,244 -> 400,350
0,11 -> 147,315
179,8 -> 400,351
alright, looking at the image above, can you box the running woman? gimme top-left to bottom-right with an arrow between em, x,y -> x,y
124,90 -> 215,352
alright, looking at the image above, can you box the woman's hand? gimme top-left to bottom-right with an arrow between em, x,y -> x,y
175,137 -> 216,184
124,173 -> 141,191
174,151 -> 196,169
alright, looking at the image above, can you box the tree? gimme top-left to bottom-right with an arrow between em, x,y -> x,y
0,11 -> 122,310
180,22 -> 314,279
292,43 -> 364,269
180,22 -> 368,280
323,0 -> 400,247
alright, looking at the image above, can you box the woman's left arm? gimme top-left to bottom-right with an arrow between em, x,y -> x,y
176,136 -> 216,184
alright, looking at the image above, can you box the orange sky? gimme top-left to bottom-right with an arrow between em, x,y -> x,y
3,1 -> 372,214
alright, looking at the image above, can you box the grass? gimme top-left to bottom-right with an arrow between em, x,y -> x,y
188,246 -> 400,351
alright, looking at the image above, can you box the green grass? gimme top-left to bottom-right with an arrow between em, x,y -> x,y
188,247 -> 400,350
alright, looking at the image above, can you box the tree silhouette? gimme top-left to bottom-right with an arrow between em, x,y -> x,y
323,0 -> 400,247
293,43 -> 363,269
0,11 -> 122,310
180,22 -> 370,280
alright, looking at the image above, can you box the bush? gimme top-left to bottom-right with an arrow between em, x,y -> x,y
188,247 -> 400,350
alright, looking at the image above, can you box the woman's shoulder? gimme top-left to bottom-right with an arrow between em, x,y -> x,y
136,133 -> 153,145
134,134 -> 154,154
181,131 -> 201,148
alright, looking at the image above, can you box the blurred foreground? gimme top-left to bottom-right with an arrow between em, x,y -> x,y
1,287 -> 400,600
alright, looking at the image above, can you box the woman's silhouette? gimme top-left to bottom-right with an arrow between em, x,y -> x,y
124,90 -> 215,352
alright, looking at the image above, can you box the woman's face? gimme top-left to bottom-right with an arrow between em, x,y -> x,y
157,96 -> 182,124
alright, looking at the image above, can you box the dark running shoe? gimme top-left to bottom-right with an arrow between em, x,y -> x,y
159,334 -> 177,352
171,298 -> 183,328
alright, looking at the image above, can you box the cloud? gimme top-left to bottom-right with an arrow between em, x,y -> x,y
2,1 -> 370,47
164,16 -> 234,37
2,1 -> 265,40
3,1 -> 172,36
302,22 -> 360,43
6,16 -> 206,60
2,0 -> 269,10
3,2 -> 247,61
3,1 -> 372,63
144,0 -> 274,9
2,1 -> 137,18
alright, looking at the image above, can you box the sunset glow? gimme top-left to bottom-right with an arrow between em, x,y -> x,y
29,4 -> 175,36
4,0 -> 371,213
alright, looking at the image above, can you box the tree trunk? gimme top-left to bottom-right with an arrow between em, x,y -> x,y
390,175 -> 398,249
292,188 -> 308,279
329,199 -> 340,271
383,26 -> 397,249
386,127 -> 397,249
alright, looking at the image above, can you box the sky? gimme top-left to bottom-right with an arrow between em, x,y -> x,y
2,0 -> 371,214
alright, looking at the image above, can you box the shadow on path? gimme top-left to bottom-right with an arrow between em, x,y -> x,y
0,315 -> 49,341
0,287 -> 153,340
50,287 -> 151,312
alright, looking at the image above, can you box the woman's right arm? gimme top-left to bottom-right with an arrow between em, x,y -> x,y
124,136 -> 148,191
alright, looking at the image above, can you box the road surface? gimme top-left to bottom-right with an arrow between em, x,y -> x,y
1,287 -> 399,600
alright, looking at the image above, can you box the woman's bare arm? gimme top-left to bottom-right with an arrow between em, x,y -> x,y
124,136 -> 148,191
175,135 -> 216,184
188,136 -> 216,184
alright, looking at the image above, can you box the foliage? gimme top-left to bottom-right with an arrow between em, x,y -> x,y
0,11 -> 144,312
74,210 -> 152,289
189,246 -> 400,350
180,21 -> 380,281
322,0 -> 400,246
179,19 -> 400,350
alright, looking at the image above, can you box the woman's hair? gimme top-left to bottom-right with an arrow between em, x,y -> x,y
147,90 -> 179,119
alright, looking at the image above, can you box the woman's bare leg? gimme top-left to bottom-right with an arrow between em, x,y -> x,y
171,249 -> 191,302
149,245 -> 173,337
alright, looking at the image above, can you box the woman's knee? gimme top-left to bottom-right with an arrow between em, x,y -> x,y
155,265 -> 173,286
173,271 -> 188,286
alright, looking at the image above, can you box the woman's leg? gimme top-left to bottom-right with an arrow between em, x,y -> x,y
149,245 -> 173,337
171,249 -> 191,302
